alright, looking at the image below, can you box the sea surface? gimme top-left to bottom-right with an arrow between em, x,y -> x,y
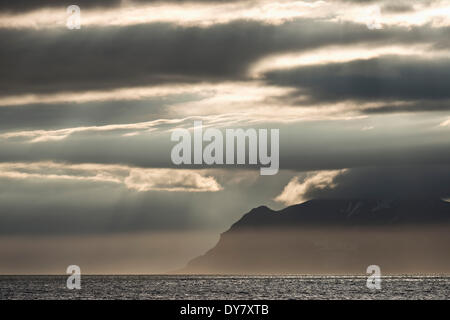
1,275 -> 449,300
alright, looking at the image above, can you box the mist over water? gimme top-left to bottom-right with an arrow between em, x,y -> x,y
0,232 -> 219,274
183,226 -> 450,275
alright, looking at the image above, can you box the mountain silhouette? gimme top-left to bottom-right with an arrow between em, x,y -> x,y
229,199 -> 450,229
181,199 -> 450,274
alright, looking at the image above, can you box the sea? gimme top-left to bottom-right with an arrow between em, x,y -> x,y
1,275 -> 449,300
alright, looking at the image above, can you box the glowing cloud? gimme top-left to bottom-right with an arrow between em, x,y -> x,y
0,162 -> 223,192
274,169 -> 348,205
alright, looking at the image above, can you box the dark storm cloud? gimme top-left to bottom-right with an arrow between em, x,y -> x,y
0,95 -> 196,131
0,0 -> 424,13
0,132 -> 178,167
0,20 -> 448,96
0,0 -> 121,12
0,116 -> 449,171
362,100 -> 450,114
278,126 -> 450,171
0,0 -> 237,13
381,3 -> 414,13
303,165 -> 450,200
337,0 -> 437,4
265,56 -> 450,110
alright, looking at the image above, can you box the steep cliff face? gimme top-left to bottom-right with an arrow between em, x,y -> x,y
181,199 -> 450,274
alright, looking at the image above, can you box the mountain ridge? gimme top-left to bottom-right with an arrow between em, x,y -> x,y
227,198 -> 450,232
179,198 -> 450,274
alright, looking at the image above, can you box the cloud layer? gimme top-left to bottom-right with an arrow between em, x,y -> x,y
0,161 -> 222,192
0,1 -> 449,274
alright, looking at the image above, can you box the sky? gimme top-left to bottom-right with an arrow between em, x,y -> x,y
0,0 -> 449,274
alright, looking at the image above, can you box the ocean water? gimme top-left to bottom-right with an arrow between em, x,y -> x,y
1,275 -> 449,300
